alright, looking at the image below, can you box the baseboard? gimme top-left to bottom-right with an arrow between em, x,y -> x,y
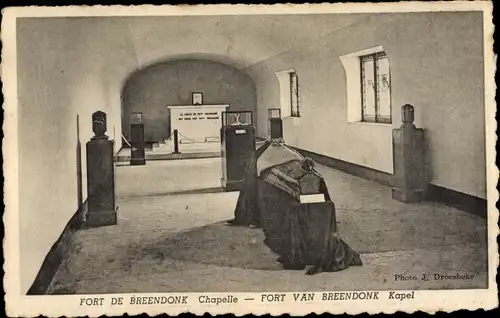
291,146 -> 395,187
291,147 -> 486,218
26,200 -> 87,295
427,184 -> 487,218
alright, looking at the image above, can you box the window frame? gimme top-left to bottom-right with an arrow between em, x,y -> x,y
289,71 -> 300,118
360,51 -> 392,124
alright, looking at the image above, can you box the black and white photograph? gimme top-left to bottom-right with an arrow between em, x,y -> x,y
2,2 -> 497,316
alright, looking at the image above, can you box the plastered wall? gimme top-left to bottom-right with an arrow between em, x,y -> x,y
122,59 -> 256,141
16,18 -> 138,294
246,12 -> 486,198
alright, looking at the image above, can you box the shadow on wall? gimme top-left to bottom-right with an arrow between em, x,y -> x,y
76,114 -> 83,210
120,59 -> 257,142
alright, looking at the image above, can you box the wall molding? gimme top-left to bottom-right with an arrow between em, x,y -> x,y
292,146 -> 395,187
292,146 -> 487,218
426,184 -> 487,219
27,200 -> 87,295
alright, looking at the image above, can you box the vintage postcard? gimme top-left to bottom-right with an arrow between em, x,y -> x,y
2,2 -> 498,316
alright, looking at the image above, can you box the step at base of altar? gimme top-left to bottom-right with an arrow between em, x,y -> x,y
115,139 -> 221,163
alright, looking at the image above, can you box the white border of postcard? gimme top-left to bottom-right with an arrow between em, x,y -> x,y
2,2 -> 498,316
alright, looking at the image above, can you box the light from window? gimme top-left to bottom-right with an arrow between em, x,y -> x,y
360,52 -> 391,123
290,72 -> 300,117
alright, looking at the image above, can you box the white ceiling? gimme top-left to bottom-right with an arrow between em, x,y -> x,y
121,14 -> 368,69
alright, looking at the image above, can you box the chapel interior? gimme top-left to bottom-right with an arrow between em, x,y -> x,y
13,12 -> 491,295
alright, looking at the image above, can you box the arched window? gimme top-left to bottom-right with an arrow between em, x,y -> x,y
340,46 -> 392,124
275,69 -> 300,118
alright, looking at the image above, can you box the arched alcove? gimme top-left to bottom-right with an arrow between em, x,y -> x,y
121,59 -> 257,142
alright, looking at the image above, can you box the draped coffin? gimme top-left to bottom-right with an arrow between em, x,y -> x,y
232,139 -> 362,274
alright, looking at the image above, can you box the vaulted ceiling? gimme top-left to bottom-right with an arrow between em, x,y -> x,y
128,14 -> 367,69
16,13 -> 371,103
83,14 -> 368,70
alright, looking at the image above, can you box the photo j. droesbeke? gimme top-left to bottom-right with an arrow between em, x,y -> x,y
2,2 -> 498,316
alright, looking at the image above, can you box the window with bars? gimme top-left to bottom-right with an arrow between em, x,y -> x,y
360,52 -> 391,124
290,72 -> 300,117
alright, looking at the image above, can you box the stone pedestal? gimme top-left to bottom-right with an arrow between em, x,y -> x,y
392,104 -> 427,203
268,108 -> 283,139
269,118 -> 283,139
221,111 -> 255,191
130,123 -> 146,165
85,139 -> 117,227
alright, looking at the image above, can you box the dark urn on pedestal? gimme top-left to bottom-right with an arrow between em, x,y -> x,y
85,110 -> 117,228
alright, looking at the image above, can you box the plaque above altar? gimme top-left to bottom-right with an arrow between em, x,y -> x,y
167,104 -> 229,143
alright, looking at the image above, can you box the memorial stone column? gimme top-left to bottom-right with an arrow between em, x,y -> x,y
85,111 -> 117,227
391,104 -> 427,203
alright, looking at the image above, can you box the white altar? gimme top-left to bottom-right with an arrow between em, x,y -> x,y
167,104 -> 229,143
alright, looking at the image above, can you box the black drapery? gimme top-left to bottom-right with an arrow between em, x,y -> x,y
228,139 -> 273,227
229,139 -> 362,274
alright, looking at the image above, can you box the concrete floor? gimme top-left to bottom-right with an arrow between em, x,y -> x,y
47,158 -> 488,294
